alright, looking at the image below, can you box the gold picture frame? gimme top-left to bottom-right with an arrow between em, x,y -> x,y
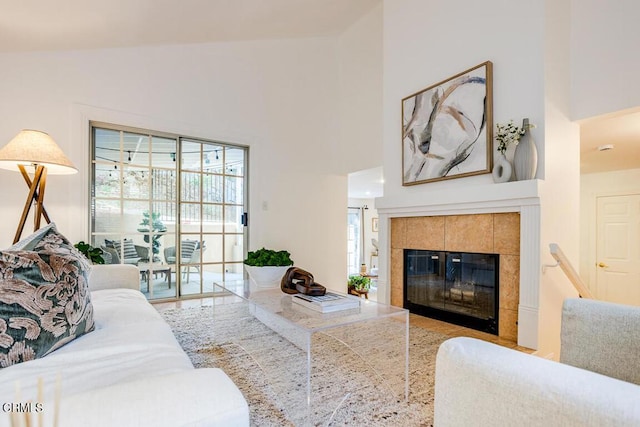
402,61 -> 493,185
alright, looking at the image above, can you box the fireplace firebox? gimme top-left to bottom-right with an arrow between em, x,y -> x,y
404,250 -> 499,335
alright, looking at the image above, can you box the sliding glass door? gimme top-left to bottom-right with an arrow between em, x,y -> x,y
90,123 -> 247,300
177,139 -> 246,296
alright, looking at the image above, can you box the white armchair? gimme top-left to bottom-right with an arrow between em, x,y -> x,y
434,298 -> 640,426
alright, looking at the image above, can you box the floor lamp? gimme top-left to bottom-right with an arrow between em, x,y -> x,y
0,130 -> 77,244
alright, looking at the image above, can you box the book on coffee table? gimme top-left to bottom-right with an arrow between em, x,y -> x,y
292,292 -> 360,313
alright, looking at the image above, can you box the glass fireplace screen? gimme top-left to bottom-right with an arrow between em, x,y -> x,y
404,250 -> 498,334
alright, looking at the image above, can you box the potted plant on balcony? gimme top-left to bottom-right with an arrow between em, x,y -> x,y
243,248 -> 294,289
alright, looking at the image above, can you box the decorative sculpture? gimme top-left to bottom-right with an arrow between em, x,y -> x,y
280,267 -> 326,296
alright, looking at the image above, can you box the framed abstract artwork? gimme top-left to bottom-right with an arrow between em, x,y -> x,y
402,61 -> 493,185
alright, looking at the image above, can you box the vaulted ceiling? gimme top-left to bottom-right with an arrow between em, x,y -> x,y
0,0 -> 380,52
1,0 -> 637,178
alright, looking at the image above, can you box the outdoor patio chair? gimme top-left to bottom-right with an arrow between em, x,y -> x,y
164,240 -> 206,283
102,239 -> 147,265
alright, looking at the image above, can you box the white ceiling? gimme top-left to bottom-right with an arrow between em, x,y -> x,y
580,110 -> 640,174
0,0 -> 380,52
348,167 -> 384,199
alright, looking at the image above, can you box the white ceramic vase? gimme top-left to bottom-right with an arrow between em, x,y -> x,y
513,118 -> 538,180
492,153 -> 512,183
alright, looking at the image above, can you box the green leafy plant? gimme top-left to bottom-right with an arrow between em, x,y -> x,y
137,211 -> 167,259
74,241 -> 105,264
243,248 -> 294,267
348,275 -> 371,291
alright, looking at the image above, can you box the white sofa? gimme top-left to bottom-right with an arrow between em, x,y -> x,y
0,264 -> 249,427
434,298 -> 640,426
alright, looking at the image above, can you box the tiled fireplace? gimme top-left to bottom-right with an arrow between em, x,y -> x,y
390,214 -> 520,341
376,180 -> 542,349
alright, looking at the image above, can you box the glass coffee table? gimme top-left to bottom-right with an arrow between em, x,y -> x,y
212,280 -> 409,425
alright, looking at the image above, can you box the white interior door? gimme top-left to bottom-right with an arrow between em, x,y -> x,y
595,194 -> 640,305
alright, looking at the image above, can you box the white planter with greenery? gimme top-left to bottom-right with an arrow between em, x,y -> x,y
243,248 -> 294,290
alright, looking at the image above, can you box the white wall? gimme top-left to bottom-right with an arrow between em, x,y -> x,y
0,38 -> 347,287
260,171 -> 347,291
380,0 -> 584,353
336,3 -> 384,175
580,168 -> 640,290
570,0 -> 640,120
382,0 -> 546,206
537,0 -> 581,356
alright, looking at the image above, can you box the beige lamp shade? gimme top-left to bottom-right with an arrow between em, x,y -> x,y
0,129 -> 77,175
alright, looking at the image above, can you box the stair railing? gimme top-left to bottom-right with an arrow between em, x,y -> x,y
548,243 -> 595,299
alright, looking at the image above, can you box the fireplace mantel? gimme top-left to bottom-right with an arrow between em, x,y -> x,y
377,179 -> 541,213
376,179 -> 541,349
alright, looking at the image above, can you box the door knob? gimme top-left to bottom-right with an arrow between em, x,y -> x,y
597,262 -> 609,268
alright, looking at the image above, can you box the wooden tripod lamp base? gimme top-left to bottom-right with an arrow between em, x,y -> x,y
13,164 -> 52,244
0,130 -> 77,244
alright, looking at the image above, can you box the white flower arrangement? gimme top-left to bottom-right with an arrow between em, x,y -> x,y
495,120 -> 535,154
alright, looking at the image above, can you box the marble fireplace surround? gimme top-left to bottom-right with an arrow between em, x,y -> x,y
390,213 -> 520,341
376,180 -> 541,349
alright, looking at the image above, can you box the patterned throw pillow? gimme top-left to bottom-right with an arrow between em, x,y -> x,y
116,239 -> 139,261
0,225 -> 95,368
105,238 -> 139,261
180,240 -> 199,260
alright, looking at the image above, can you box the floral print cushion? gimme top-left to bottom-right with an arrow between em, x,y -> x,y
0,225 -> 95,368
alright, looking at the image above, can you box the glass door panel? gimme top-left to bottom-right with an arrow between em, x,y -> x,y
224,176 -> 243,204
204,146 -> 224,174
122,201 -> 149,234
224,206 -> 243,233
202,264 -> 224,292
181,141 -> 202,171
123,166 -> 150,199
123,132 -> 150,166
93,200 -> 122,233
180,203 -> 201,229
178,139 -> 247,296
91,125 -> 179,301
225,147 -> 245,176
181,172 -> 201,202
202,235 -> 223,263
203,204 -> 223,233
225,262 -> 244,281
225,234 -> 244,262
203,174 -> 223,203
152,138 -> 178,168
94,164 -> 120,198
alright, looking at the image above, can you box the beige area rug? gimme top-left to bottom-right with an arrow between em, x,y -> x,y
161,304 -> 449,426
